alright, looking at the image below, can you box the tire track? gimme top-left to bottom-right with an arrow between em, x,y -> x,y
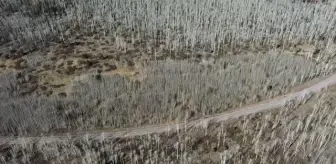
1,73 -> 336,145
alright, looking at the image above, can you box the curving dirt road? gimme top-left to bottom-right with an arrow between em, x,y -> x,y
1,73 -> 336,145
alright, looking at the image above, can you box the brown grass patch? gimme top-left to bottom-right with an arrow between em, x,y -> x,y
0,59 -> 22,74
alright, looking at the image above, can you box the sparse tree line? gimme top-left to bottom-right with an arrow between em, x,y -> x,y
1,0 -> 336,53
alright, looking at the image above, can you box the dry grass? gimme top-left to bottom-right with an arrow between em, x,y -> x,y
0,51 -> 332,136
1,86 -> 336,164
1,0 -> 336,163
69,52 -> 332,127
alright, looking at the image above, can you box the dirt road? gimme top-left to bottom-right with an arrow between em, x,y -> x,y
1,73 -> 336,145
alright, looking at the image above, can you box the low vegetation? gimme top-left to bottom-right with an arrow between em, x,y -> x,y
1,86 -> 336,164
1,0 -> 336,163
0,52 -> 333,136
